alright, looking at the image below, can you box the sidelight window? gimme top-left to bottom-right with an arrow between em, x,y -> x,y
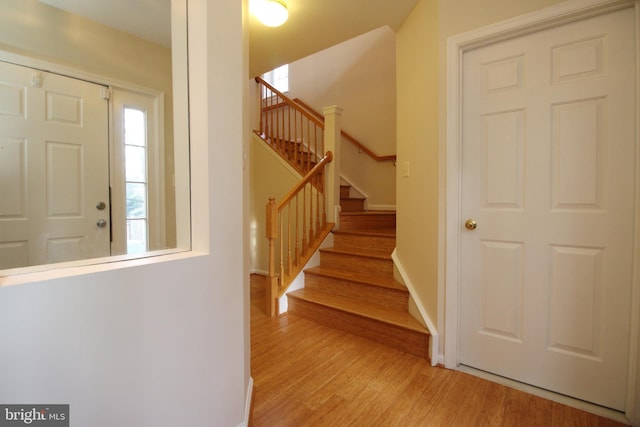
123,107 -> 149,254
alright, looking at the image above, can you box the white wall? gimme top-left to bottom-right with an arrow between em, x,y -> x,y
288,26 -> 397,207
0,0 -> 250,426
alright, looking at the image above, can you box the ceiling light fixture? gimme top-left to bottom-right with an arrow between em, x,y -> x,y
251,0 -> 288,27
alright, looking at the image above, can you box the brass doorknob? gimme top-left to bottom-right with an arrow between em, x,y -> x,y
465,219 -> 477,230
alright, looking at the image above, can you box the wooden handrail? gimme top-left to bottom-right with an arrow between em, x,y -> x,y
293,98 -> 397,162
255,77 -> 324,128
278,151 -> 333,210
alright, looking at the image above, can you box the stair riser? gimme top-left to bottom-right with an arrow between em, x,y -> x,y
339,214 -> 396,230
320,251 -> 393,276
304,273 -> 409,311
333,234 -> 395,255
340,186 -> 351,199
288,296 -> 429,359
340,199 -> 365,212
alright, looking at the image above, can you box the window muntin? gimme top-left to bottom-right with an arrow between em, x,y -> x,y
262,64 -> 289,96
124,107 -> 149,254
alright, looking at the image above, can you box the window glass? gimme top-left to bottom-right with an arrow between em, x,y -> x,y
263,64 -> 288,94
124,107 -> 149,254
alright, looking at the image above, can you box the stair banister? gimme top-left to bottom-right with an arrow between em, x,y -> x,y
266,196 -> 278,316
257,76 -> 345,316
255,76 -> 325,177
265,151 -> 335,317
294,98 -> 397,163
277,151 -> 333,207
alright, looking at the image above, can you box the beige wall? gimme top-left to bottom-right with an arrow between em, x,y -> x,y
636,329 -> 640,425
396,0 -> 440,321
288,26 -> 397,207
0,0 -> 172,91
0,0 -> 176,248
396,0 -> 570,343
249,134 -> 301,273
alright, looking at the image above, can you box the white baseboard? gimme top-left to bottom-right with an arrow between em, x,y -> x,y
250,268 -> 269,276
237,376 -> 254,427
339,173 -> 369,200
392,250 -> 442,366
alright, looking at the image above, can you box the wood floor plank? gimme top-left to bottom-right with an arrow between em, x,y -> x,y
372,369 -> 446,426
448,374 -> 495,426
472,380 -> 510,426
249,275 -> 627,427
499,387 -> 530,426
302,338 -> 382,410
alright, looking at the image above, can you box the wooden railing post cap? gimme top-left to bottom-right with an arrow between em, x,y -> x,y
322,105 -> 344,116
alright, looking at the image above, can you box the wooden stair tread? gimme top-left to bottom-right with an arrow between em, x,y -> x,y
333,228 -> 396,237
340,210 -> 396,216
304,266 -> 406,291
320,246 -> 392,260
288,288 -> 429,334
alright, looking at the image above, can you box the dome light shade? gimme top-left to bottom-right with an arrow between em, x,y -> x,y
252,0 -> 288,27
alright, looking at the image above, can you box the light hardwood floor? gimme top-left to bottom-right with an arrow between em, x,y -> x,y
250,275 -> 626,426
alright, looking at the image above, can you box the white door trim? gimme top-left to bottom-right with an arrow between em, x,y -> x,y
0,50 -> 164,99
444,0 -> 640,418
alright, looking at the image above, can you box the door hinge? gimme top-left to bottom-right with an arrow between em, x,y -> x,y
101,87 -> 111,100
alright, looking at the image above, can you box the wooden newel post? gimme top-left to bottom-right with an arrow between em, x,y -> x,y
322,105 -> 343,224
266,197 -> 279,317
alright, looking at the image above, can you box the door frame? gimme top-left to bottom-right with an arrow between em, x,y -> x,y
444,0 -> 640,418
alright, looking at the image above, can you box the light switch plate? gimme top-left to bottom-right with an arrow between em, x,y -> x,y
402,161 -> 410,177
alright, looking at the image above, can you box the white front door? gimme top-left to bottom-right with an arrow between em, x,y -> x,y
459,8 -> 636,410
0,61 -> 110,268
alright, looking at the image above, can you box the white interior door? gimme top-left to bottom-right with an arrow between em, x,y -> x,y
459,8 -> 636,411
0,61 -> 110,268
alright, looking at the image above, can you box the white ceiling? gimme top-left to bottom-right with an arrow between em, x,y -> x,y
39,0 -> 172,48
248,0 -> 420,76
39,0 -> 420,77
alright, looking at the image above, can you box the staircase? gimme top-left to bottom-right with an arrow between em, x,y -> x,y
286,186 -> 430,360
338,184 -> 365,212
